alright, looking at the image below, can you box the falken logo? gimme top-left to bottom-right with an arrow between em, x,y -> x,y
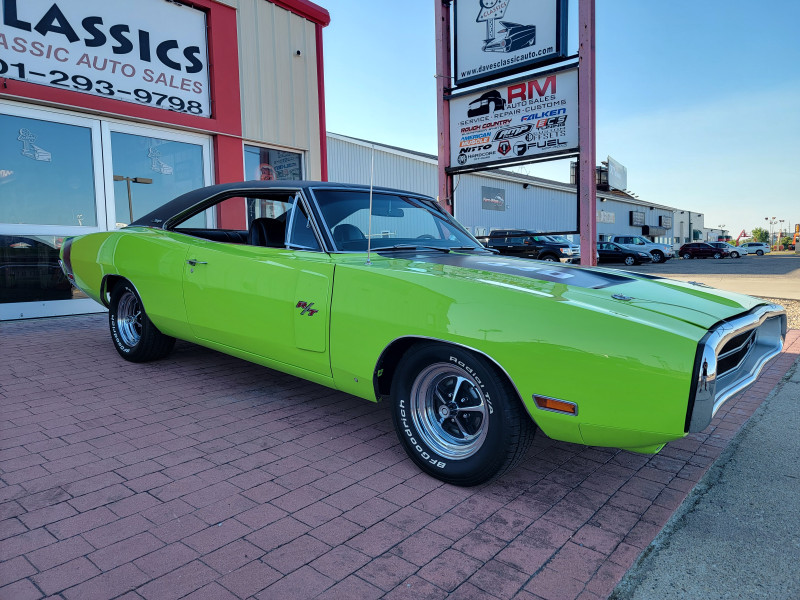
493,124 -> 532,141
296,301 -> 318,316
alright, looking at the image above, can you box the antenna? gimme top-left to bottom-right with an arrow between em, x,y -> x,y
366,144 -> 375,265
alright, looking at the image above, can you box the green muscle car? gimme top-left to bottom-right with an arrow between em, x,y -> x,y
60,182 -> 787,486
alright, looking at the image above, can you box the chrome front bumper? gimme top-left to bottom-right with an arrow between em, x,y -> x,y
687,304 -> 787,433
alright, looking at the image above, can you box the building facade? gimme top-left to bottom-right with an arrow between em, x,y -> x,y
1,0 -> 329,320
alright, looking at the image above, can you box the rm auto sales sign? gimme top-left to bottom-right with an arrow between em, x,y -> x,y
449,67 -> 578,172
0,0 -> 211,117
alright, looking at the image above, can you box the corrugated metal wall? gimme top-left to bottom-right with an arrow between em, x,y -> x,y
219,0 -> 322,179
453,174 -> 577,235
326,136 -> 438,197
596,198 -> 675,245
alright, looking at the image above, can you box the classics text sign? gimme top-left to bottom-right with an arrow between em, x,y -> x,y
449,67 -> 578,172
0,0 -> 211,117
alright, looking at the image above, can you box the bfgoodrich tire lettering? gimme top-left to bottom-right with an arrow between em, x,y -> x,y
109,281 -> 175,363
390,343 -> 535,486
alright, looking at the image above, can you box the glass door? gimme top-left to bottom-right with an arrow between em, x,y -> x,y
0,103 -> 107,320
102,122 -> 212,229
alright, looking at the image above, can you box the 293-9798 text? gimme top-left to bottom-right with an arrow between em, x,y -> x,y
1,58 -> 204,115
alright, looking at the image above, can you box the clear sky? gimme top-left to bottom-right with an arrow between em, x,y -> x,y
323,0 -> 800,239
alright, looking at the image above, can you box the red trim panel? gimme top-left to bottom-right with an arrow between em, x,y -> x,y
315,24 -> 328,181
269,0 -> 331,26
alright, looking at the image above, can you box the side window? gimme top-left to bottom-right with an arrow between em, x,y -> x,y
287,200 -> 321,251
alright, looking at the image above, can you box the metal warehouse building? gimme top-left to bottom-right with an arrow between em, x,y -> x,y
328,133 -> 677,245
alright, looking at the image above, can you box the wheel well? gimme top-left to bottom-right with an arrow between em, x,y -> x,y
100,275 -> 126,307
373,337 -> 526,411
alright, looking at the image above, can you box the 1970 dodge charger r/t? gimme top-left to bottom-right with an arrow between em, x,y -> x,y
60,182 -> 787,486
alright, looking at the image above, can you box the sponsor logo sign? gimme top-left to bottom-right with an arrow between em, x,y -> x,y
449,67 -> 578,171
481,186 -> 505,211
0,0 -> 211,117
454,0 -> 568,87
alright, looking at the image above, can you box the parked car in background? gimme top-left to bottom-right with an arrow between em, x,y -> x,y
59,181 -> 787,486
597,241 -> 652,266
608,235 -> 674,263
708,242 -> 746,258
739,242 -> 771,256
679,243 -> 730,259
486,230 -> 581,263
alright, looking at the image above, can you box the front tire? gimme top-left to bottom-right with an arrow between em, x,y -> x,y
650,250 -> 664,263
539,255 -> 558,262
731,251 -> 740,258
713,252 -> 722,259
109,281 -> 175,363
390,343 -> 535,486
624,255 -> 636,266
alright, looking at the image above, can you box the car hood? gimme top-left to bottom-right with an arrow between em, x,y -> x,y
351,251 -> 764,330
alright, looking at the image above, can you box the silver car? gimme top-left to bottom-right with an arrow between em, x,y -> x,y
739,242 -> 771,256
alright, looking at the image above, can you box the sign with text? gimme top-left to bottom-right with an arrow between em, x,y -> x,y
0,0 -> 211,117
449,67 -> 578,173
630,211 -> 645,227
454,0 -> 567,87
481,186 -> 506,211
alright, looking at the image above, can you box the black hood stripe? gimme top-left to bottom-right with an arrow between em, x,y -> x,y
380,252 -> 629,289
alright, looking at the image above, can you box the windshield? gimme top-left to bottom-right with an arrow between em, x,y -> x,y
313,189 -> 483,252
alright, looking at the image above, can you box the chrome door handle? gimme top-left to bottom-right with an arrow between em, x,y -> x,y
186,259 -> 208,266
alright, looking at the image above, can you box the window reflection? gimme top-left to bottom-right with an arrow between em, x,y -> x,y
111,132 -> 204,227
0,234 -> 87,303
0,114 -> 97,227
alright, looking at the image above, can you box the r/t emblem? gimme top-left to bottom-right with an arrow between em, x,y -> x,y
296,301 -> 318,316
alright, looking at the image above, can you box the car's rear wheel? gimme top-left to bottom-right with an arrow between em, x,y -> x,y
390,343 -> 535,486
650,250 -> 664,263
682,252 -> 692,260
109,281 -> 175,362
756,250 -> 764,256
624,255 -> 636,266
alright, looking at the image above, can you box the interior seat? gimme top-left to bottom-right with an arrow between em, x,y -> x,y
248,217 -> 285,247
333,224 -> 366,248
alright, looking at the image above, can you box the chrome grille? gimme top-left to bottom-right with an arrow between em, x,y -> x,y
716,329 -> 756,377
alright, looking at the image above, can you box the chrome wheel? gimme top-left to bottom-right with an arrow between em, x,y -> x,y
409,363 -> 489,460
116,290 -> 142,348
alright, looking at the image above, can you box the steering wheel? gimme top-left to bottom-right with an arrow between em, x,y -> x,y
416,234 -> 436,240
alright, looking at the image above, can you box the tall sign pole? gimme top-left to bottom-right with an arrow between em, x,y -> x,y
435,0 -> 454,215
578,0 -> 597,265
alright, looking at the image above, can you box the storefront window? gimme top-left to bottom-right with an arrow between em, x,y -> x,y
110,132 -> 205,227
0,114 -> 98,227
244,145 -> 303,181
0,234 -> 87,304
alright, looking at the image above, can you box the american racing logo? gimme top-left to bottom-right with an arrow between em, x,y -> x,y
493,124 -> 532,141
295,301 -> 318,316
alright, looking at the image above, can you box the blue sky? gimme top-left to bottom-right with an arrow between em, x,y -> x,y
323,0 -> 800,238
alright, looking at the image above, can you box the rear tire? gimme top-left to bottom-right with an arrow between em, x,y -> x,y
682,252 -> 691,260
756,250 -> 764,256
390,343 -> 535,486
109,281 -> 175,363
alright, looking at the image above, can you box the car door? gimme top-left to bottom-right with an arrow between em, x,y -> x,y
182,193 -> 333,377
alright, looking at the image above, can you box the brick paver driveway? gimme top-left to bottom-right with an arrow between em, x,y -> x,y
2,315 -> 798,600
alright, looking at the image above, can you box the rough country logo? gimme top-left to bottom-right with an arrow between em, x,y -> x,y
477,0 -> 536,54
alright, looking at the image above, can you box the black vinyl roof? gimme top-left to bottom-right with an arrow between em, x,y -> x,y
130,180 -> 436,229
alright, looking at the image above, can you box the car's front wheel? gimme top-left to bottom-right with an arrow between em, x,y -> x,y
109,281 -> 175,362
390,343 -> 535,486
731,251 -> 740,258
713,252 -> 722,259
650,250 -> 664,263
624,255 -> 636,266
539,255 -> 558,262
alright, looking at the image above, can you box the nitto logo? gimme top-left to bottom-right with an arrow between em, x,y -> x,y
295,301 -> 318,316
494,124 -> 532,141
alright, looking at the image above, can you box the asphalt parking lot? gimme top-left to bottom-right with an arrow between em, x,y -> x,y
1,315 -> 798,600
622,252 -> 800,301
